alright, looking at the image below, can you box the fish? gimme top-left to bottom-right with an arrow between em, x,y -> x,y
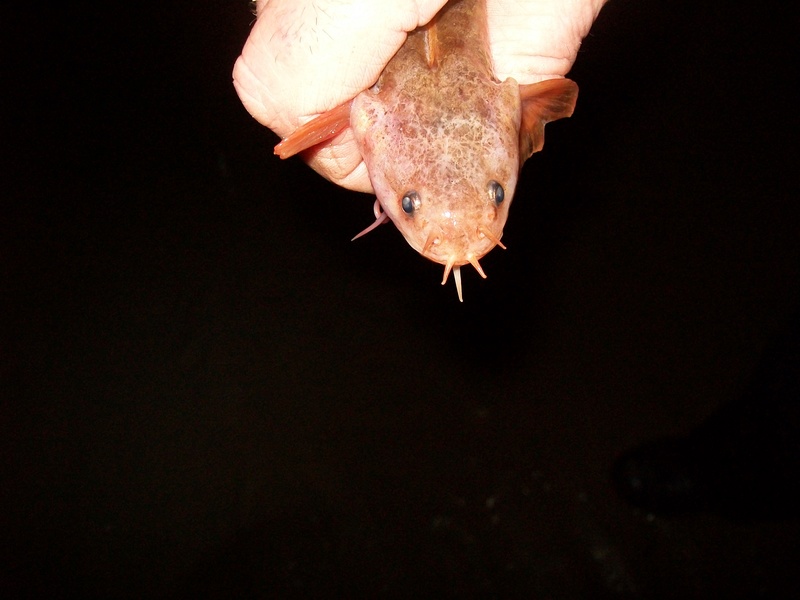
274,0 -> 578,301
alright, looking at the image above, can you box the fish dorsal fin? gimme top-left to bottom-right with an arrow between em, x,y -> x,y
518,78 -> 579,161
422,17 -> 439,69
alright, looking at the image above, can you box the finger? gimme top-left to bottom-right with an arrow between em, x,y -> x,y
233,0 -> 446,137
487,0 -> 607,82
234,0 -> 447,191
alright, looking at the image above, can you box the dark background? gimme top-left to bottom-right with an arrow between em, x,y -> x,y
3,0 -> 799,597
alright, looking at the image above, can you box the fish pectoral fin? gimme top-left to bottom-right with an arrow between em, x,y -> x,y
274,100 -> 353,159
518,78 -> 579,160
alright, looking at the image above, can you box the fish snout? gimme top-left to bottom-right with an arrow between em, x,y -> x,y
418,223 -> 507,302
420,220 -> 506,264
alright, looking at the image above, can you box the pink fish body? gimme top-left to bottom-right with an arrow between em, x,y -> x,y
276,0 -> 578,300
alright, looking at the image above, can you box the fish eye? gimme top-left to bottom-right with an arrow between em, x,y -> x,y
401,191 -> 421,214
488,180 -> 504,205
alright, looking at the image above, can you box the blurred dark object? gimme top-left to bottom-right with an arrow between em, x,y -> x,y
613,313 -> 800,520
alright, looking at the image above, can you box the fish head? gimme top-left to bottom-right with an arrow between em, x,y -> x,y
351,78 -> 522,296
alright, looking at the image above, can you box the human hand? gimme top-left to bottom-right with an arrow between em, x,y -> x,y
233,0 -> 607,194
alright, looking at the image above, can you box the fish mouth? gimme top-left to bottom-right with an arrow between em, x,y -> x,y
423,227 -> 507,302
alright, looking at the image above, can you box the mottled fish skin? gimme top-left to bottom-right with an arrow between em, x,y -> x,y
274,0 -> 578,299
351,0 -> 519,271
